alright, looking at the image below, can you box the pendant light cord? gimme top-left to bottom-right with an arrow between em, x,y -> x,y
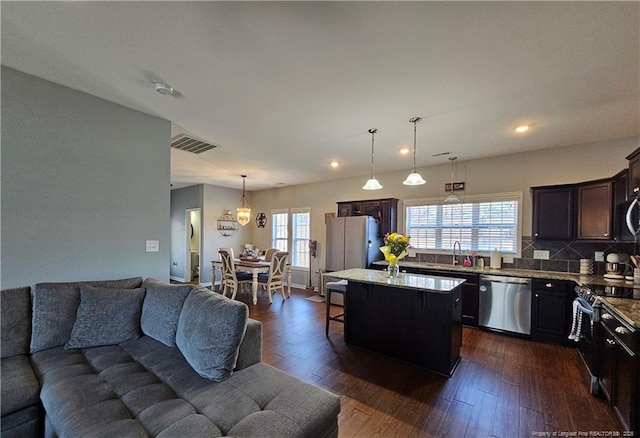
368,128 -> 377,178
409,117 -> 422,172
241,175 -> 247,207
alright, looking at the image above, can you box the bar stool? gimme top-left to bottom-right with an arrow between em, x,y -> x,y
325,280 -> 347,336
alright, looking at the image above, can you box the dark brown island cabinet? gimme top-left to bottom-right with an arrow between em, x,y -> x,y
329,268 -> 465,377
596,303 -> 638,433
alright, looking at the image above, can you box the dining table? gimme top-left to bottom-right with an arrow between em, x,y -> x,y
211,258 -> 292,305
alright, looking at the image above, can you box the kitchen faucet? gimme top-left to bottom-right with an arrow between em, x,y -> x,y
452,241 -> 461,266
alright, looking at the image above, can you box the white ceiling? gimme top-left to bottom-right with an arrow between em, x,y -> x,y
2,1 -> 638,191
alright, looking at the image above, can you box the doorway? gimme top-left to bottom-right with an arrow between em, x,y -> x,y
185,208 -> 201,284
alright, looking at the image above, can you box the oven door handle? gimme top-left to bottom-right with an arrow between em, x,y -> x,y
625,198 -> 640,236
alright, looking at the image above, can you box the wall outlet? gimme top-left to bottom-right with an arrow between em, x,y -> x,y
533,250 -> 550,260
503,256 -> 514,264
146,240 -> 159,252
594,251 -> 604,262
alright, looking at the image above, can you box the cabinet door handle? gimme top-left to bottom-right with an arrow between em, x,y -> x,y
604,233 -> 609,237
545,283 -> 553,288
535,293 -> 539,298
602,313 -> 613,320
615,326 -> 630,335
535,233 -> 539,237
606,338 -> 616,346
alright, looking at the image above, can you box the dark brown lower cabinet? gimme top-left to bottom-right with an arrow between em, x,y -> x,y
531,279 -> 572,345
597,305 -> 638,432
344,281 -> 462,377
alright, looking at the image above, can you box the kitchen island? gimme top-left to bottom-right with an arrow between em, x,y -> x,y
326,268 -> 466,376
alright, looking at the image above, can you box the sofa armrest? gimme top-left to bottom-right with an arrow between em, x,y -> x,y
235,318 -> 262,370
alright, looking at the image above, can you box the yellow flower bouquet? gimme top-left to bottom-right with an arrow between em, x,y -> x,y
379,232 -> 411,277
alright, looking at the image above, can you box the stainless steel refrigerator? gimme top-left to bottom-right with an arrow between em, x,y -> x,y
325,216 -> 382,304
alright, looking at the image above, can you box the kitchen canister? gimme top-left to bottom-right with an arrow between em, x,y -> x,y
490,249 -> 502,269
580,258 -> 593,275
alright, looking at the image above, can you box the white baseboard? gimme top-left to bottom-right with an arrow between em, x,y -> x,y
170,275 -> 186,283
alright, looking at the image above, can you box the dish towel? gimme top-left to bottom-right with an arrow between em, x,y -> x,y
568,296 -> 593,342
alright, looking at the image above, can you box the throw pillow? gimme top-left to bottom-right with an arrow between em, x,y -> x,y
140,278 -> 192,347
65,286 -> 146,349
30,277 -> 143,353
176,286 -> 248,382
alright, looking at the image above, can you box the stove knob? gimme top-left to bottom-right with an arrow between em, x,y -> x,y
602,313 -> 613,320
615,326 -> 629,335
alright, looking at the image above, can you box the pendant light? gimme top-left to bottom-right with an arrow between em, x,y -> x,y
403,117 -> 426,185
362,128 -> 383,190
236,175 -> 251,226
444,156 -> 461,202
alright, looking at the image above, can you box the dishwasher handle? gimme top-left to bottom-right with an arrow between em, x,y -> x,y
480,275 -> 531,285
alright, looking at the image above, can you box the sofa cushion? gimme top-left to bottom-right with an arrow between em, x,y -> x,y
140,279 -> 192,347
1,287 -> 31,358
31,277 -> 143,353
1,355 -> 40,416
66,286 -> 145,349
176,287 -> 248,382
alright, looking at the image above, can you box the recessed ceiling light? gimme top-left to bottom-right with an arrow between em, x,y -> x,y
399,147 -> 410,155
330,160 -> 339,168
515,125 -> 530,133
154,82 -> 175,96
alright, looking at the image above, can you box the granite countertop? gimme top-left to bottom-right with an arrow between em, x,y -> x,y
372,260 -> 640,327
597,297 -> 640,329
325,268 -> 465,294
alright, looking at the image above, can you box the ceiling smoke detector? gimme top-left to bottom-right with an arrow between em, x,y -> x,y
154,82 -> 174,96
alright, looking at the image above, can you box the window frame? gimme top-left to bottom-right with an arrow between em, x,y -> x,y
403,192 -> 523,257
291,207 -> 311,269
271,208 -> 289,252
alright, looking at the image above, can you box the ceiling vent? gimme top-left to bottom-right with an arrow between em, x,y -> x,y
171,135 -> 219,154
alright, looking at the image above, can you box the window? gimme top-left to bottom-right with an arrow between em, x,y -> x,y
271,210 -> 288,252
292,208 -> 311,268
405,193 -> 521,255
271,208 -> 312,268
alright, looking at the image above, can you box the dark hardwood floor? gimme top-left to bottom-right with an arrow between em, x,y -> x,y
227,286 -> 623,437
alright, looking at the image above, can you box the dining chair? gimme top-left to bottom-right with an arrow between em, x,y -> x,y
264,247 -> 278,262
258,251 -> 289,303
218,249 -> 252,300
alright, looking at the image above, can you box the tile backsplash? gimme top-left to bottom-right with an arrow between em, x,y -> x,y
407,237 -> 639,275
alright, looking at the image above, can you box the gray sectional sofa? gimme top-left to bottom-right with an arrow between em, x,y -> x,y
1,277 -> 340,437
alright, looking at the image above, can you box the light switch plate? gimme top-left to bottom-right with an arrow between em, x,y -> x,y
594,251 -> 604,262
146,240 -> 159,252
533,250 -> 550,260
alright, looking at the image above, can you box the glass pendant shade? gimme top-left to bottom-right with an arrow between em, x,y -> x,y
236,207 -> 251,226
403,117 -> 426,186
363,128 -> 382,190
237,175 -> 251,226
403,172 -> 426,185
363,177 -> 383,190
444,193 -> 460,202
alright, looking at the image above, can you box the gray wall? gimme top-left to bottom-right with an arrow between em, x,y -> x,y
170,185 -> 203,280
1,67 -> 171,289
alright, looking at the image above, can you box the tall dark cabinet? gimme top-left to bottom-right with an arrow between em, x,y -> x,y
626,147 -> 640,197
336,198 -> 398,238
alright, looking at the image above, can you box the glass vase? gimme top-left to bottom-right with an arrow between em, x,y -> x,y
387,263 -> 400,278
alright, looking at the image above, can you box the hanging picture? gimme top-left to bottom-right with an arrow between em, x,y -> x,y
255,212 -> 267,228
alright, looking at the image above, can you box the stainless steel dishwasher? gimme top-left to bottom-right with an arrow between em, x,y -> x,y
479,275 -> 532,335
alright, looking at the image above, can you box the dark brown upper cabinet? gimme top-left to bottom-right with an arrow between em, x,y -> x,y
576,180 -> 613,240
627,147 -> 640,198
531,185 -> 575,240
336,198 -> 398,238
